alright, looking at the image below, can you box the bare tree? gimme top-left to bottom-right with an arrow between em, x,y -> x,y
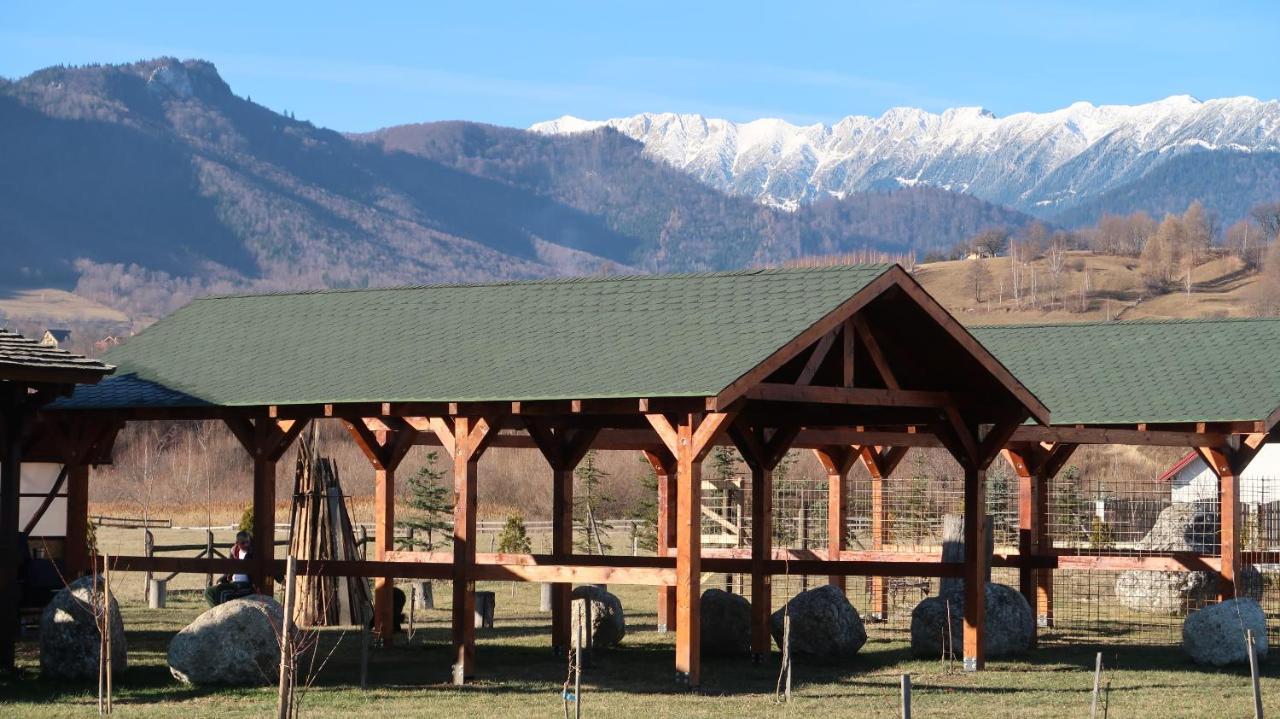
965,259 -> 992,303
1252,235 -> 1280,315
1226,218 -> 1265,269
1046,236 -> 1068,304
1251,201 -> 1280,240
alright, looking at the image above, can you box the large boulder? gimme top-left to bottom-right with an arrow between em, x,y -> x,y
700,588 -> 751,657
910,583 -> 1034,659
40,576 -> 127,680
1183,598 -> 1269,666
570,585 -> 625,648
168,596 -> 284,686
1115,503 -> 1262,614
770,585 -> 866,660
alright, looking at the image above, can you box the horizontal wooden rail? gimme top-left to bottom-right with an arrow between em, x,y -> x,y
94,549 -> 1232,586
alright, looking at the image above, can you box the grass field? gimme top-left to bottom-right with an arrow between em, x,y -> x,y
4,578 -> 1275,719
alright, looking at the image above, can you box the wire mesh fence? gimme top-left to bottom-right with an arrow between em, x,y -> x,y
691,447 -> 1280,646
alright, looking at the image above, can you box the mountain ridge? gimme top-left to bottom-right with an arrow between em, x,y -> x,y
531,96 -> 1280,218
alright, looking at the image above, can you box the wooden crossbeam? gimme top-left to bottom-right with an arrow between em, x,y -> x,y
745,383 -> 956,408
851,314 -> 900,389
795,330 -> 837,386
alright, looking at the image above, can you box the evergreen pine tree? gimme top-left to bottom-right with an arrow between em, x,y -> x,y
496,513 -> 533,554
574,450 -> 612,554
396,452 -> 453,550
627,457 -> 659,552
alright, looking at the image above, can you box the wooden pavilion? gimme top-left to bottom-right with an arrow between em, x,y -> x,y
33,264 -> 1046,685
17,267 -> 1280,687
0,329 -> 114,672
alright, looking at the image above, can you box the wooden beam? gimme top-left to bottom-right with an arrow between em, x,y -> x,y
841,318 -> 855,387
795,330 -> 837,386
745,383 -> 956,408
851,313 -> 900,389
1011,425 -> 1231,447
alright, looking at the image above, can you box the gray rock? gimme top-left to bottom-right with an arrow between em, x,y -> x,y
1115,503 -> 1262,614
700,588 -> 751,656
1183,598 -> 1269,666
167,595 -> 284,686
570,585 -> 625,648
910,583 -> 1034,658
1131,503 -> 1219,553
40,576 -> 127,680
770,585 -> 866,660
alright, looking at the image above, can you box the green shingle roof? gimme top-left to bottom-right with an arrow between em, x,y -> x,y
58,265 -> 896,409
971,318 -> 1280,427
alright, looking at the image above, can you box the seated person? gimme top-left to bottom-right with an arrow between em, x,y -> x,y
204,531 -> 256,607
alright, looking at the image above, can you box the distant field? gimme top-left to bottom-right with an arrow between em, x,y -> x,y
0,287 -> 129,325
5,581 -> 1275,718
915,251 -> 1259,325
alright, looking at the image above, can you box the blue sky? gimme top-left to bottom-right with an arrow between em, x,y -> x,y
3,1 -> 1277,132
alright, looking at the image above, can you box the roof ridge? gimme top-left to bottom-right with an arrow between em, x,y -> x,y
971,316 -> 1280,330
195,263 -> 898,301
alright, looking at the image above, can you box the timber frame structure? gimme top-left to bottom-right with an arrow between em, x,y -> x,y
16,269 -> 1280,687
0,329 -> 113,673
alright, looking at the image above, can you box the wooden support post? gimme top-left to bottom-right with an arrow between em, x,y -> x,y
1034,467 -> 1053,628
814,447 -> 855,592
962,464 -> 987,672
373,466 -> 394,641
551,465 -> 573,650
64,463 -> 90,578
649,412 -> 734,688
345,417 -> 419,644
938,411 -> 1026,673
1002,441 -> 1076,642
674,418 -> 702,686
1196,443 -> 1261,599
855,445 -> 904,619
727,420 -> 797,663
525,419 -> 599,654
0,392 -> 24,672
452,417 -> 480,684
253,454 -> 278,595
645,450 -> 677,633
750,462 -> 772,659
426,415 -> 496,684
227,416 -> 308,597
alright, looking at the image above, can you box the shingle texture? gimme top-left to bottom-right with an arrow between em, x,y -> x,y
56,266 -> 893,409
971,318 -> 1280,426
0,328 -> 113,381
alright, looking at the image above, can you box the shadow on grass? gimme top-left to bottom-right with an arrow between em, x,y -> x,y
9,608 -> 1277,706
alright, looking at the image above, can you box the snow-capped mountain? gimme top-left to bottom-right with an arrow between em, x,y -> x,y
532,96 -> 1280,215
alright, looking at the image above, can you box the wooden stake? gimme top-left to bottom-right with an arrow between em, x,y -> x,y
277,556 -> 297,719
901,673 -> 912,719
781,612 -> 793,703
104,556 -> 112,716
1248,629 -> 1264,719
408,585 -> 416,642
1090,652 -> 1103,719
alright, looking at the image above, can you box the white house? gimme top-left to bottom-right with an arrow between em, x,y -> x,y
1158,445 -> 1280,506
